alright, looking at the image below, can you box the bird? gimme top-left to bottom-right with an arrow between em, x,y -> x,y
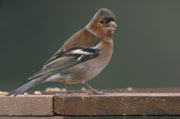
8,8 -> 117,96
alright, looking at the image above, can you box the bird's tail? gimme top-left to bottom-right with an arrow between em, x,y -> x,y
7,77 -> 44,96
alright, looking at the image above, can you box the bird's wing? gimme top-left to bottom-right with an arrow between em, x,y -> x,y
44,28 -> 101,67
28,47 -> 100,80
28,28 -> 101,80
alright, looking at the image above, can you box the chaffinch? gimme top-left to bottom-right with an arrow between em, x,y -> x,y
8,8 -> 117,96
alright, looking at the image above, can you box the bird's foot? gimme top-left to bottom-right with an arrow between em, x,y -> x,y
63,81 -> 72,94
82,81 -> 105,95
88,89 -> 105,95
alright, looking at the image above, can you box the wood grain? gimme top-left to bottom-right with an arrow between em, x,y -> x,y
0,95 -> 53,116
1,116 -> 180,119
0,117 -> 63,119
54,92 -> 180,116
1,89 -> 180,116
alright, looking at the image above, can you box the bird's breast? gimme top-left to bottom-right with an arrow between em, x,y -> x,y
68,40 -> 113,84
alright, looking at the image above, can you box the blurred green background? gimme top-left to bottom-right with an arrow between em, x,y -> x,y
0,0 -> 180,92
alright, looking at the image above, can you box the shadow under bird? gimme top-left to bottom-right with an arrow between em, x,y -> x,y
8,8 -> 117,96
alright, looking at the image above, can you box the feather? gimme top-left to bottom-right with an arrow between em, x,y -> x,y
28,47 -> 100,80
8,77 -> 44,96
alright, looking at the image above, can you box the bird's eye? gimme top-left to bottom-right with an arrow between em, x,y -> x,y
99,20 -> 104,24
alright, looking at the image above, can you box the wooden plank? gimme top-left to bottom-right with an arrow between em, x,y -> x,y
54,92 -> 180,116
0,95 -> 53,116
1,89 -> 180,116
0,117 -> 62,119
44,88 -> 180,95
1,116 -> 180,119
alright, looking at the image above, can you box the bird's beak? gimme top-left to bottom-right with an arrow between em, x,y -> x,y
106,21 -> 117,31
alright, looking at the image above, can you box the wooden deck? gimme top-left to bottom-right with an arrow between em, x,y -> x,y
0,89 -> 180,118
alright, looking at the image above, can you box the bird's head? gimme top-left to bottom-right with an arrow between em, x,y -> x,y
86,8 -> 117,39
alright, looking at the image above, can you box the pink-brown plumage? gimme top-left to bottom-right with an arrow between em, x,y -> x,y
8,8 -> 117,96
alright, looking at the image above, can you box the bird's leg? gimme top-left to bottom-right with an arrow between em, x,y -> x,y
82,81 -> 104,95
63,81 -> 72,93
